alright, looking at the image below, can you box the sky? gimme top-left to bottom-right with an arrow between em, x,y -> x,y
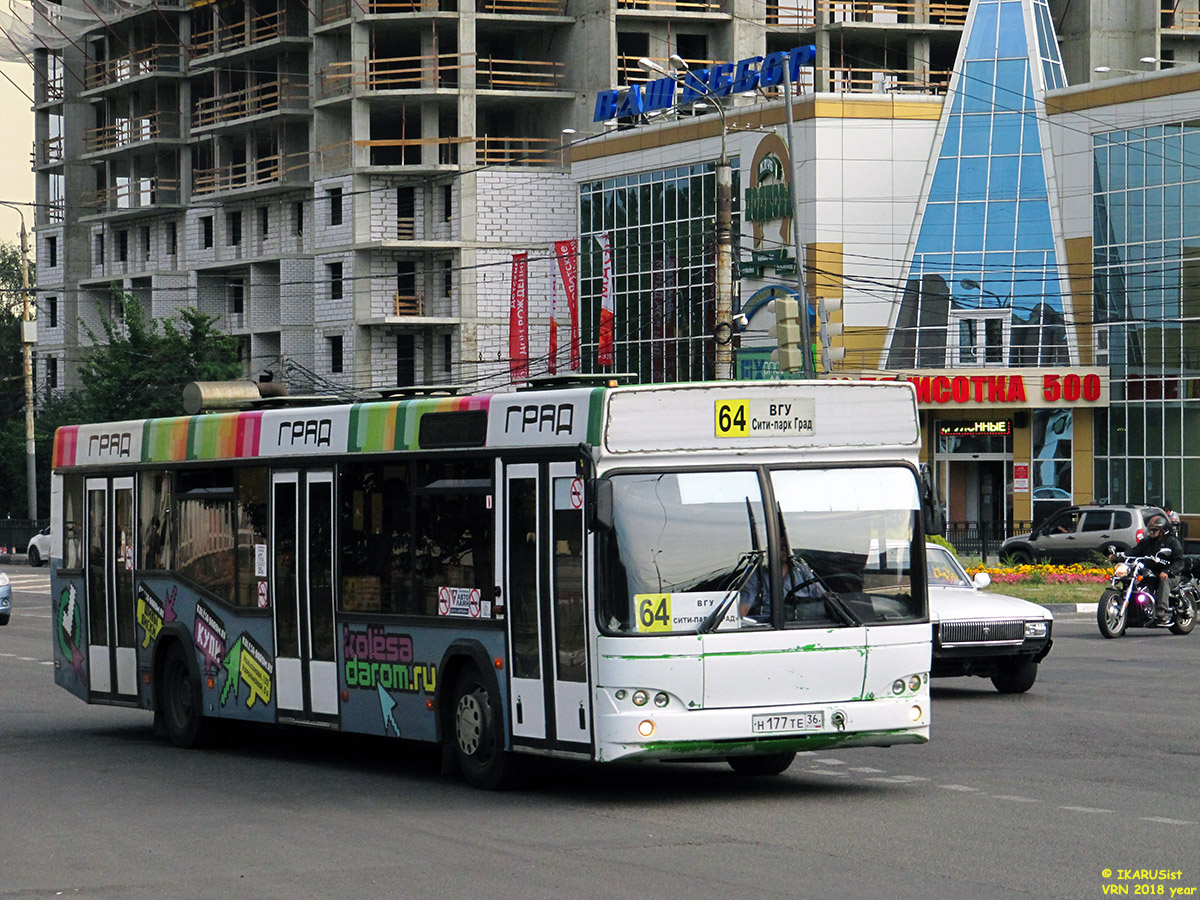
0,61 -> 35,254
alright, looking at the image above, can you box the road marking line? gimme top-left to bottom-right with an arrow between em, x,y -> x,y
847,766 -> 886,773
1140,817 -> 1197,825
1060,806 -> 1113,814
866,775 -> 930,784
992,795 -> 1041,803
939,784 -> 978,792
813,758 -> 847,766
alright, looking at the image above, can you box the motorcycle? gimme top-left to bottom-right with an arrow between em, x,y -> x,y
1097,550 -> 1198,638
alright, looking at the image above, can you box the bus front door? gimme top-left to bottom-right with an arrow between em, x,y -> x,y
503,462 -> 592,754
272,470 -> 338,722
84,476 -> 137,700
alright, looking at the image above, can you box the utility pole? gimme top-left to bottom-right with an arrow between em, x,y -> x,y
17,214 -> 35,519
714,152 -> 732,380
782,64 -> 815,378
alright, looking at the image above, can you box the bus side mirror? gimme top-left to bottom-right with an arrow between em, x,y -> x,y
591,479 -> 614,531
923,502 -> 944,538
919,468 -> 944,536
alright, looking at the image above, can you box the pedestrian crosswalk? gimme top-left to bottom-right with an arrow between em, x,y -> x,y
3,570 -> 50,593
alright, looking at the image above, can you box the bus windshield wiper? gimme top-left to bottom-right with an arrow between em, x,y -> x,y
697,550 -> 763,634
820,589 -> 861,626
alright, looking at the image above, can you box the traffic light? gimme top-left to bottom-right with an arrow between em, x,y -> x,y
816,296 -> 846,373
768,295 -> 811,373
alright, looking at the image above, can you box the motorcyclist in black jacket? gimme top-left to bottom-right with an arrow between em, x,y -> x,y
1122,515 -> 1185,619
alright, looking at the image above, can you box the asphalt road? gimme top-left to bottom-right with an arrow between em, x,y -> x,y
2,564 -> 1198,900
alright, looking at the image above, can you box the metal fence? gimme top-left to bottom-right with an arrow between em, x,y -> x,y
0,518 -> 47,555
943,520 -> 1033,562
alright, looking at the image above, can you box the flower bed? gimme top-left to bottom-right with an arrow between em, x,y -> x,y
965,562 -> 1114,584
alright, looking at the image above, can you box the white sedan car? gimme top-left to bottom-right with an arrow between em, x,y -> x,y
26,526 -> 50,567
926,543 -> 1054,694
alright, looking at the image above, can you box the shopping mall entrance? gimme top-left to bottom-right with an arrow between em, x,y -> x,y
932,420 -> 1014,556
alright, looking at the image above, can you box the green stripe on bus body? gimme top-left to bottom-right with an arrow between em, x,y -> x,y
350,403 -> 393,453
638,729 -> 928,756
586,387 -> 606,445
601,644 -> 866,661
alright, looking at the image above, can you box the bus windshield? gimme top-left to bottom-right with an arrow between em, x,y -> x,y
599,466 -> 925,634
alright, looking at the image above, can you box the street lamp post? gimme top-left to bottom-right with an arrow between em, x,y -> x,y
781,62 -> 815,378
959,278 -> 1010,307
0,202 -> 36,520
638,56 -> 734,380
1094,57 -> 1159,75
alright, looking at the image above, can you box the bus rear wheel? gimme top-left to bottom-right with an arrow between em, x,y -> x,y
453,667 -> 518,790
727,752 -> 796,776
159,642 -> 216,749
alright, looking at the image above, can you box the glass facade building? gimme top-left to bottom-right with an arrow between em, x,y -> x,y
1092,124 -> 1200,515
887,0 -> 1071,373
577,163 -> 740,383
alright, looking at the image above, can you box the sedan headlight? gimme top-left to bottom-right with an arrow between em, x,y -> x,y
0,571 -> 9,587
1024,620 -> 1049,638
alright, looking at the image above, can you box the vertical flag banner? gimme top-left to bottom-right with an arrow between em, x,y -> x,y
509,252 -> 529,379
548,268 -> 559,374
554,239 -> 580,370
597,233 -> 614,367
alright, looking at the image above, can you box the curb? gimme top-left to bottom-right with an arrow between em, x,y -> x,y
1041,603 -> 1099,614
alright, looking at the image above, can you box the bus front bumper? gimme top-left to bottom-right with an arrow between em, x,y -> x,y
593,693 -> 930,763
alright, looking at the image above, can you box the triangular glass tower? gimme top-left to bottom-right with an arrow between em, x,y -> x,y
886,0 -> 1072,369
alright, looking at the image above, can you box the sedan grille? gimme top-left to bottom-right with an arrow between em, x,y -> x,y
938,618 -> 1025,646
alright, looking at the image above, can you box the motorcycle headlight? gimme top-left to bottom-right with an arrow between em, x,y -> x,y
1114,563 -> 1129,578
1024,620 -> 1048,638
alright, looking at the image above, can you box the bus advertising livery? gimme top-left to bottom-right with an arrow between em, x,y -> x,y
49,380 -> 931,787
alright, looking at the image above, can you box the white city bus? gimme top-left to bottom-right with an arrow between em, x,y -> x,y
49,379 -> 931,787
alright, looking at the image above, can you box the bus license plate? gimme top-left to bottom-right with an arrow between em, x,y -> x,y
752,712 -> 824,734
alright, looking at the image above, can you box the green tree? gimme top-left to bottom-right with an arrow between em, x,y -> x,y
33,290 -> 242,515
0,240 -> 35,518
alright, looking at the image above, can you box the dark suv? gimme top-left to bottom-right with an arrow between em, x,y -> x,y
1001,505 -> 1166,564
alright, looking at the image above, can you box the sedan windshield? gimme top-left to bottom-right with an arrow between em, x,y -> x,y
598,466 -> 926,634
925,545 -> 974,588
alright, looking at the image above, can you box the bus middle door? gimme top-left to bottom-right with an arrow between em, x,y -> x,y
502,462 -> 592,755
272,469 -> 338,723
83,476 -> 137,701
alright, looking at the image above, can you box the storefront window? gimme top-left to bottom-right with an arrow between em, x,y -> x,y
1032,408 -> 1071,525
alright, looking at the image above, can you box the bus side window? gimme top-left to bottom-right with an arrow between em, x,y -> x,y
413,460 -> 493,619
339,463 -> 412,615
62,474 -> 84,570
139,471 -> 172,571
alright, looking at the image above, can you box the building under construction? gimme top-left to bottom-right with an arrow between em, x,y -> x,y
22,0 -> 1200,392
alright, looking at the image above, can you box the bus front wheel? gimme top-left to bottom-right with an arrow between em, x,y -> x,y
159,642 -> 216,748
452,667 -> 517,790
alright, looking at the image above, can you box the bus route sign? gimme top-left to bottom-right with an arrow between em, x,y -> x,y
715,398 -> 815,438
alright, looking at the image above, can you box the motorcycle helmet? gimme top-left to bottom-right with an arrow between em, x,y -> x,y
1147,514 -> 1172,537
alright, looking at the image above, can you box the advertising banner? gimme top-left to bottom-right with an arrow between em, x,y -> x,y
509,252 -> 529,379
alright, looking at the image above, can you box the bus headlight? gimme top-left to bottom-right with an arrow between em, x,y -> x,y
909,704 -> 924,722
893,674 -> 926,695
637,719 -> 656,737
653,692 -> 669,707
632,690 -> 649,707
